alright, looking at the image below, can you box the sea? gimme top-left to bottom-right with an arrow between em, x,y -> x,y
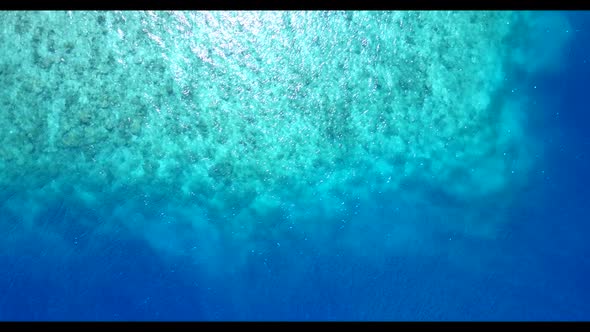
0,10 -> 588,321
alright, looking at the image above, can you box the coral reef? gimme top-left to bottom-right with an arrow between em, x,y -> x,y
0,11 -> 571,247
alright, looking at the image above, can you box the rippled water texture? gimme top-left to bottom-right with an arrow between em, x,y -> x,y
0,11 -> 584,320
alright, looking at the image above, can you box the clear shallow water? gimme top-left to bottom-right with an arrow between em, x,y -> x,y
0,11 -> 588,321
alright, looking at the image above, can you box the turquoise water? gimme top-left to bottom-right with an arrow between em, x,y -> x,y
0,11 -> 584,320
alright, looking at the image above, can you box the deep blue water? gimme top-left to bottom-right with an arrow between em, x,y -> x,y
0,11 -> 589,321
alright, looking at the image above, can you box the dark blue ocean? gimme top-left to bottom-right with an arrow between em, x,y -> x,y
0,11 -> 588,321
